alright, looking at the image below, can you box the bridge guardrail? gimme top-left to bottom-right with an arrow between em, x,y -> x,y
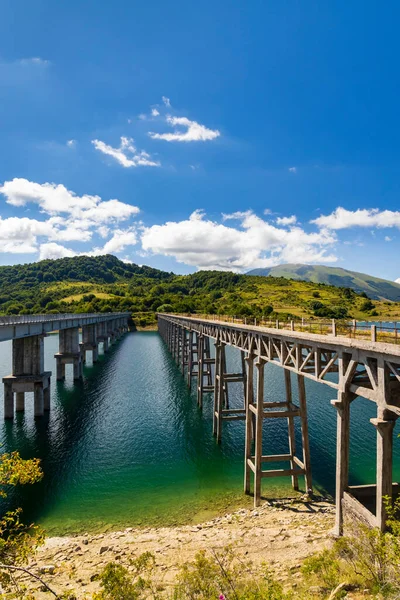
165,314 -> 400,345
0,312 -> 130,326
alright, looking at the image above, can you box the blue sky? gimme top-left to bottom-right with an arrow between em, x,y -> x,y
1,1 -> 400,280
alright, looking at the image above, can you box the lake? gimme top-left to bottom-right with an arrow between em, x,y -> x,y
0,331 -> 398,534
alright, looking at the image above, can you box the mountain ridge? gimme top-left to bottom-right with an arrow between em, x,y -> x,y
247,264 -> 400,301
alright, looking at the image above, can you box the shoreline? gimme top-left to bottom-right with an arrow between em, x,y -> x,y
37,488 -> 330,537
24,497 -> 335,598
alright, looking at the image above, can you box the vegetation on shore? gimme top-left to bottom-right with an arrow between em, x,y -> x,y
1,255 -> 400,327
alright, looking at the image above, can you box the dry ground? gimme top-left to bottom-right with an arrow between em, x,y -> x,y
19,498 -> 336,598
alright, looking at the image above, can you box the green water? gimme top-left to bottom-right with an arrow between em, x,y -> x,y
0,331 -> 399,534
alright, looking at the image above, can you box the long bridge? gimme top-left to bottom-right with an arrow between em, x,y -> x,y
157,313 -> 400,535
1,312 -> 129,420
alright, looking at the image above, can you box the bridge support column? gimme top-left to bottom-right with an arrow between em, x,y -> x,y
16,392 -> 25,412
244,352 -> 255,494
80,324 -> 98,364
2,335 -> 51,418
331,391 -> 351,536
246,361 -> 312,507
197,334 -> 214,409
371,416 -> 396,530
297,374 -> 313,495
254,358 -> 266,506
213,339 -> 224,441
187,330 -> 196,389
96,322 -> 109,354
55,327 -> 83,380
285,370 -> 299,491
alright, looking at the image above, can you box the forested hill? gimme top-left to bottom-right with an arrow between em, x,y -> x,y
247,263 -> 400,302
1,254 -> 400,325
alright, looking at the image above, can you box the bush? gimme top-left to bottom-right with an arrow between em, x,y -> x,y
360,299 -> 375,312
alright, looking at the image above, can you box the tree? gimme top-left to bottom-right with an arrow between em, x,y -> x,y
0,452 -> 48,596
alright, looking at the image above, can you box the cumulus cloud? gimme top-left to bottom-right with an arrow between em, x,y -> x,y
98,229 -> 137,254
0,178 -> 141,258
151,108 -> 160,117
276,215 -> 297,226
312,207 -> 400,230
92,136 -> 160,167
66,139 -> 76,147
0,178 -> 140,222
396,278 -> 400,284
39,243 -> 76,260
288,167 -> 297,173
141,210 -> 337,271
149,116 -> 220,142
162,96 -> 171,107
37,227 -> 139,261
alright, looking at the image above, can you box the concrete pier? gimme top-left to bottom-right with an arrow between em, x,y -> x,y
3,334 -> 51,418
0,312 -> 130,419
96,321 -> 109,353
55,327 -> 82,380
80,324 -> 99,364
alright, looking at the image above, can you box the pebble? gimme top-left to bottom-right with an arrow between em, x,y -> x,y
38,564 -> 56,574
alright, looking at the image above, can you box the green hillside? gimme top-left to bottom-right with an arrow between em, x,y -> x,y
247,264 -> 400,301
1,254 -> 400,326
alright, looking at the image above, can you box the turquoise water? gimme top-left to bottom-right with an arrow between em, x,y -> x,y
0,331 -> 399,534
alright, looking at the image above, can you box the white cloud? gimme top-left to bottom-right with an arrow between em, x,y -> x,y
385,236 -> 392,242
98,226 -> 110,239
276,215 -> 297,226
0,179 -> 142,257
18,57 -> 50,67
141,210 -> 337,271
222,210 -> 253,221
92,136 -> 160,168
67,139 -> 76,147
396,278 -> 400,284
151,108 -> 160,117
0,178 -> 140,223
288,167 -> 297,173
38,226 -> 139,261
312,207 -> 400,230
100,229 -> 138,254
149,116 -> 220,142
39,243 -> 76,260
162,96 -> 171,107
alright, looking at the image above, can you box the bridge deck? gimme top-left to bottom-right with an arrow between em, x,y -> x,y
0,312 -> 130,342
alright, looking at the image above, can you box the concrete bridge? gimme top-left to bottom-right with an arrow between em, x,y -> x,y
157,313 -> 400,535
1,312 -> 129,420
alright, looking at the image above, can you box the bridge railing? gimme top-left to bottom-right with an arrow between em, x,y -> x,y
163,313 -> 400,345
0,312 -> 130,326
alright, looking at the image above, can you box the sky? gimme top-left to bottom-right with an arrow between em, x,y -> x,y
1,1 -> 400,281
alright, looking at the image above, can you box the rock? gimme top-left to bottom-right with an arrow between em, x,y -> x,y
99,546 -> 109,555
90,573 -> 100,582
38,564 -> 56,575
328,582 -> 349,600
82,539 -> 89,545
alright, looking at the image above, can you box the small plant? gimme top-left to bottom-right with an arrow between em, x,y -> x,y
93,552 -> 158,600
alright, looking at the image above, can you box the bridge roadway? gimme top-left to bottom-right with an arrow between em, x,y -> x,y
1,312 -> 130,420
157,313 -> 400,535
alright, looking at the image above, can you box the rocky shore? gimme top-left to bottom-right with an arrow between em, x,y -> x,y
21,498 -> 335,598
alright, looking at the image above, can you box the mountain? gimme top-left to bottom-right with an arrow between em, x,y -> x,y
247,264 -> 400,301
1,254 -> 400,324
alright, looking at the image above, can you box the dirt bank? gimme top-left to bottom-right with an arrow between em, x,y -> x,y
21,498 -> 335,598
